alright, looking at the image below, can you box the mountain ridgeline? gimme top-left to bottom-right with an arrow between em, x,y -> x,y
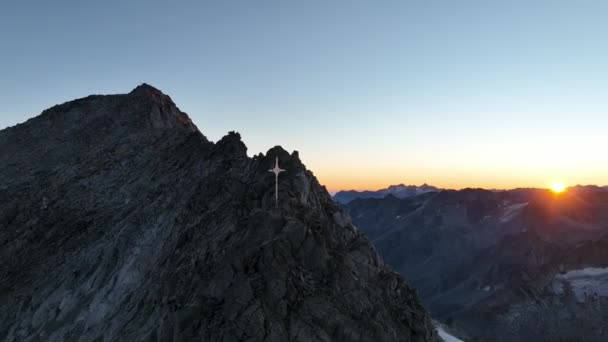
0,84 -> 438,341
344,186 -> 608,341
334,184 -> 441,204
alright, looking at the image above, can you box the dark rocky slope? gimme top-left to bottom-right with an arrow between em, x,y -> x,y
0,84 -> 437,341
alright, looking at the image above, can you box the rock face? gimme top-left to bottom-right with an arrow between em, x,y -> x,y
345,187 -> 608,341
0,84 -> 438,341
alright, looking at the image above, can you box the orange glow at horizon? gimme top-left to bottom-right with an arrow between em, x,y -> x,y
308,162 -> 605,194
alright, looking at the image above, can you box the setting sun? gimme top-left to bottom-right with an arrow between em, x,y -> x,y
551,182 -> 566,193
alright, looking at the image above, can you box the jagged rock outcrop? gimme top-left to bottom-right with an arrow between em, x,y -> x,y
0,84 -> 438,341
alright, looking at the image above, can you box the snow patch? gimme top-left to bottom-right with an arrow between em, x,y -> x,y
437,326 -> 465,342
500,202 -> 527,223
555,267 -> 608,302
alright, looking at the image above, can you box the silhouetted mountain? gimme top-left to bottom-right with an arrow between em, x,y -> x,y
0,84 -> 438,341
334,184 -> 441,204
345,186 -> 608,341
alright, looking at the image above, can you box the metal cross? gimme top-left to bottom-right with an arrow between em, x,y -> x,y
268,157 -> 285,207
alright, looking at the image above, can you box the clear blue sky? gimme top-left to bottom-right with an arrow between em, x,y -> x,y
2,1 -> 607,191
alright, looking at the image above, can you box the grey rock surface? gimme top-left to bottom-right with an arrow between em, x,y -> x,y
0,84 -> 438,342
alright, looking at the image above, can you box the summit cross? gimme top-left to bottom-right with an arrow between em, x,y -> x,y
268,157 -> 285,207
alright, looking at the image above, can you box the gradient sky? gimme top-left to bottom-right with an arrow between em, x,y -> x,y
2,1 -> 608,192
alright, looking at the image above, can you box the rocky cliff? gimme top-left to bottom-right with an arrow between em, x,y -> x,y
0,84 -> 438,341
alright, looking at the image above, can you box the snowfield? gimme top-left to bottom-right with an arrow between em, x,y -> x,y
554,267 -> 608,302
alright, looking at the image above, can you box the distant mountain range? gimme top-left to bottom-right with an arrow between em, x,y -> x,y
345,185 -> 608,341
334,183 -> 441,204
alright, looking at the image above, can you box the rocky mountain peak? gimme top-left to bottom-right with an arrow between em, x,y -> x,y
0,86 -> 438,341
129,82 -> 164,97
126,83 -> 198,132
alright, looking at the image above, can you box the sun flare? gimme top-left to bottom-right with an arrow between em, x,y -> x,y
551,182 -> 566,193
